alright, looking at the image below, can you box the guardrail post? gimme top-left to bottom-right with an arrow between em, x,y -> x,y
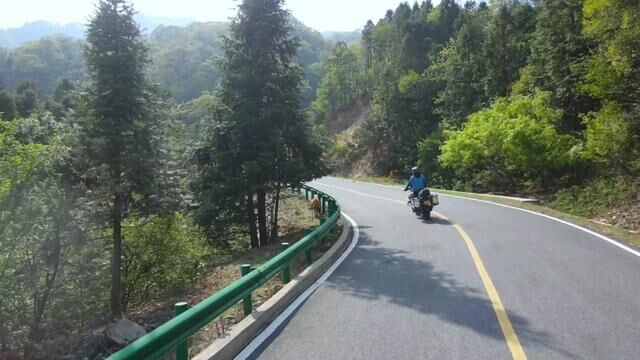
319,218 -> 327,248
321,194 -> 327,214
281,242 -> 291,284
175,302 -> 190,360
304,229 -> 313,265
241,264 -> 253,316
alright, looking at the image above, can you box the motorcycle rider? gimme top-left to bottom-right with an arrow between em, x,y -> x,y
404,166 -> 427,197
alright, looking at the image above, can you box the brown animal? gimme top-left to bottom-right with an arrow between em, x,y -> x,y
309,197 -> 321,219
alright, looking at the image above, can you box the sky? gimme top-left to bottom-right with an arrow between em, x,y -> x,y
0,0 -> 414,32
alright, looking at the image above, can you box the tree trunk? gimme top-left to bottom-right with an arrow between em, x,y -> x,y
30,226 -> 62,340
24,225 -> 63,359
247,193 -> 259,249
111,191 -> 123,317
257,189 -> 268,246
270,183 -> 281,242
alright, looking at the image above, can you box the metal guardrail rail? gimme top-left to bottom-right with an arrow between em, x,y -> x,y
107,185 -> 340,360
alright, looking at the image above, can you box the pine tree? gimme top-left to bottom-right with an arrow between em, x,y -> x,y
194,0 -> 324,248
81,0 -> 157,316
362,20 -> 375,70
483,1 -> 537,99
430,3 -> 490,126
529,0 -> 593,131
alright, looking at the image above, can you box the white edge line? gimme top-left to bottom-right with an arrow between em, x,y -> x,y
438,192 -> 640,258
327,177 -> 640,258
234,212 -> 360,360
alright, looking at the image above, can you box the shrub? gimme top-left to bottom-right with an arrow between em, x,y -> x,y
439,92 -> 579,192
582,102 -> 636,174
121,213 -> 210,311
550,177 -> 633,217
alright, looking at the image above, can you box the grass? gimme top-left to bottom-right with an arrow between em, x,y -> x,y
342,176 -> 640,249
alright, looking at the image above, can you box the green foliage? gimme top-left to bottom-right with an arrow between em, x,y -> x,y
311,42 -> 365,121
582,102 -> 638,173
290,18 -> 332,66
193,0 -> 326,248
0,121 -> 43,200
1,114 -> 101,356
417,132 -> 450,186
82,0 -> 163,316
0,35 -> 86,95
483,2 -> 537,98
429,3 -> 490,126
181,91 -> 217,129
148,22 -> 226,103
148,19 -> 331,105
579,0 -> 640,177
440,92 -> 579,191
121,213 -> 209,311
0,89 -> 16,120
551,177 -> 633,217
528,0 -> 593,131
582,0 -> 640,106
15,80 -> 39,118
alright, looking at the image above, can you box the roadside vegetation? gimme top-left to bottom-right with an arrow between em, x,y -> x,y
311,0 -> 640,232
0,0 -> 329,358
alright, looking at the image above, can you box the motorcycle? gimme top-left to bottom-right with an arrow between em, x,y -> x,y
407,188 -> 439,220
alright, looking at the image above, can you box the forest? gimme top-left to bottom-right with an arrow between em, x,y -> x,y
1,0 -> 639,358
0,0 -> 325,358
312,0 -> 639,226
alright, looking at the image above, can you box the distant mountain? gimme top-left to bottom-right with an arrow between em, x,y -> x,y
0,21 -> 84,47
321,30 -> 361,45
0,18 -> 332,105
0,15 -> 196,48
135,14 -> 196,33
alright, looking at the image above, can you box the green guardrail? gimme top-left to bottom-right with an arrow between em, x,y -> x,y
107,185 -> 340,360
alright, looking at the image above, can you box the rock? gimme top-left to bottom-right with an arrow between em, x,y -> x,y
0,352 -> 21,360
70,332 -> 106,360
105,318 -> 147,346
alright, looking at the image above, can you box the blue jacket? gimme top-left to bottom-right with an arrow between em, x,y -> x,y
405,174 -> 426,192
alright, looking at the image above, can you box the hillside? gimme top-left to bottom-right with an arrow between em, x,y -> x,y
0,15 -> 196,47
321,30 -> 361,44
311,0 -> 640,232
0,18 -> 334,103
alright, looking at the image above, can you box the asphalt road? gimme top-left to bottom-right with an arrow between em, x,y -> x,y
245,177 -> 640,360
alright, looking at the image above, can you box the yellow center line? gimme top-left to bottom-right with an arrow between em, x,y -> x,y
314,182 -> 528,358
435,212 -> 527,360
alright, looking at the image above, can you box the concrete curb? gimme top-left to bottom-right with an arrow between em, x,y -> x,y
193,216 -> 352,360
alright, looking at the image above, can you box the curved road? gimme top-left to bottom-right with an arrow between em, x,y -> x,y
243,177 -> 640,360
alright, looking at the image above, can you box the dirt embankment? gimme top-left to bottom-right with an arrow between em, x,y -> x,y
325,96 -> 386,177
596,198 -> 640,233
326,96 -> 371,135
